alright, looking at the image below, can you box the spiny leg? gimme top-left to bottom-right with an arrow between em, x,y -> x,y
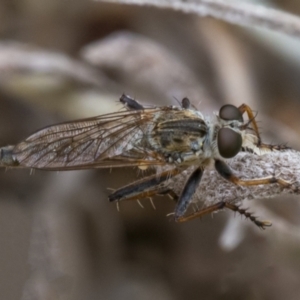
176,159 -> 295,228
108,168 -> 181,202
177,201 -> 272,229
225,202 -> 272,228
173,167 -> 203,220
238,103 -> 289,151
238,103 -> 261,142
215,159 -> 294,189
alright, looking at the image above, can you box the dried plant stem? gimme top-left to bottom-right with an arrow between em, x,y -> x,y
169,149 -> 300,207
99,0 -> 300,39
0,42 -> 114,88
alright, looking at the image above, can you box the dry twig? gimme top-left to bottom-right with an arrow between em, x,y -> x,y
99,0 -> 300,39
169,149 -> 300,207
0,42 -> 114,88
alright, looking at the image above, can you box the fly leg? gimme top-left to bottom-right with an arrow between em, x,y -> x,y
173,167 -> 203,221
238,103 -> 261,141
238,104 -> 289,151
215,159 -> 293,189
176,159 -> 296,228
212,158 -> 296,227
176,201 -> 272,229
108,168 -> 181,202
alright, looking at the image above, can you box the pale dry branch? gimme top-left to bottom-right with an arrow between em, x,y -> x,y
99,0 -> 300,39
169,149 -> 300,207
0,41 -> 115,88
81,31 -> 212,105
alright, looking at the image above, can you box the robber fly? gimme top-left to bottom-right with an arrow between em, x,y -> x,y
0,94 -> 293,228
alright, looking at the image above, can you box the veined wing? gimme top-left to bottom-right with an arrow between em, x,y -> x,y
11,108 -> 165,170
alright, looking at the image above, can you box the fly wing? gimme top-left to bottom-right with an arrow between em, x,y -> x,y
11,108 -> 164,169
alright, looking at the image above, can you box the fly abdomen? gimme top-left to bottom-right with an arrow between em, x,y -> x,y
0,146 -> 19,167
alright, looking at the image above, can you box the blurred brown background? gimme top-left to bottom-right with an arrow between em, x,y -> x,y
1,1 -> 300,300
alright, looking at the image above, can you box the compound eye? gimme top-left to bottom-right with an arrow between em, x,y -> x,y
219,105 -> 243,122
218,128 -> 242,158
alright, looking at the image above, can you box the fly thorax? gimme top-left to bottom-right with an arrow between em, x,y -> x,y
149,110 -> 208,164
